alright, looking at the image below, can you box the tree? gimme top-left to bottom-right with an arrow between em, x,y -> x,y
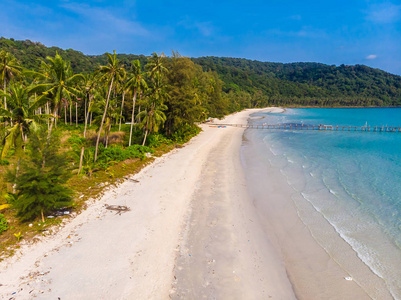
125,60 -> 147,146
28,53 -> 84,136
0,50 -> 22,110
7,130 -> 72,222
164,53 -> 205,135
0,82 -> 48,159
94,50 -> 126,161
136,101 -> 167,146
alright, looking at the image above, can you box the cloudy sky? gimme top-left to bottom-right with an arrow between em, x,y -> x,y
1,0 -> 400,75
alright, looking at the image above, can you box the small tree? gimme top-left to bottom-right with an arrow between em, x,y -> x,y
7,130 -> 72,222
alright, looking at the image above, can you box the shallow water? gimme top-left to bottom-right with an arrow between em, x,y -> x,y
243,108 -> 401,299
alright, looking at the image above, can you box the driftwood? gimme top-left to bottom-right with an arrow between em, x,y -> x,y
124,176 -> 140,183
105,204 -> 131,215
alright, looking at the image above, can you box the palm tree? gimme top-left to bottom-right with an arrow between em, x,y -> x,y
94,50 -> 126,161
0,51 -> 22,110
81,73 -> 99,137
28,53 -> 84,136
0,82 -> 48,159
125,60 -> 147,146
136,100 -> 167,146
146,52 -> 168,83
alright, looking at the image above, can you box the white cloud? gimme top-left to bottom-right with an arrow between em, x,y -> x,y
366,54 -> 378,60
266,26 -> 327,39
178,17 -> 215,37
366,3 -> 401,24
60,2 -> 150,37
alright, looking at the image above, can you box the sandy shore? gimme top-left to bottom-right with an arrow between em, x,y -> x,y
0,108 -> 295,300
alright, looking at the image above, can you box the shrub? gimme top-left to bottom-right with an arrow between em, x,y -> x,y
95,144 -> 154,168
0,159 -> 10,166
8,130 -> 72,222
171,124 -> 201,144
146,133 -> 173,148
67,135 -> 87,146
0,214 -> 8,234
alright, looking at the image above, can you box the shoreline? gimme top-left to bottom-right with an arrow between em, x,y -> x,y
242,109 -> 394,299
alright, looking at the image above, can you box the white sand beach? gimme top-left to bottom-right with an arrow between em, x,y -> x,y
0,108 -> 295,299
0,107 -> 384,300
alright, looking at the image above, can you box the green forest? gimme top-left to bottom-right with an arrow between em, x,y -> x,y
0,37 -> 400,251
2,37 -> 401,108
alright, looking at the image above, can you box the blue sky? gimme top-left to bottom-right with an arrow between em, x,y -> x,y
1,0 -> 401,75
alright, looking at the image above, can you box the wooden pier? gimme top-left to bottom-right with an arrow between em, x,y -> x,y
212,123 -> 401,133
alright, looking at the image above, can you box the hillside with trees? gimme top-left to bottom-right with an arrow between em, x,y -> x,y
193,57 -> 401,107
1,38 -> 401,109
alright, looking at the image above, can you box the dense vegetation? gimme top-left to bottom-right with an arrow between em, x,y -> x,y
0,41 -> 230,243
2,37 -> 400,109
193,57 -> 401,107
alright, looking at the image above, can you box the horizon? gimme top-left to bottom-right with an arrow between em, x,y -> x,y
1,0 -> 400,75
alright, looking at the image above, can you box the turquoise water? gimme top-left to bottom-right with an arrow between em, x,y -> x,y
246,108 -> 401,298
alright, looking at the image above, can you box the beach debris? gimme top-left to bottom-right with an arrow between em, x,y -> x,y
105,204 -> 131,215
345,276 -> 353,281
124,176 -> 139,183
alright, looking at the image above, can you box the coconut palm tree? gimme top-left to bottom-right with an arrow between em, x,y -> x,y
125,60 -> 147,146
0,51 -> 22,110
0,82 -> 49,159
136,99 -> 167,146
28,53 -> 84,136
94,50 -> 126,161
81,72 -> 99,137
146,52 -> 168,84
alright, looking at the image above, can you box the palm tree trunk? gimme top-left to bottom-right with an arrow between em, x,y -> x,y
84,95 -> 87,128
12,158 -> 21,194
64,102 -> 67,124
142,113 -> 150,146
69,100 -> 72,126
142,128 -> 148,146
105,125 -> 110,148
119,92 -> 125,131
94,77 -> 114,162
46,102 -> 50,130
78,146 -> 84,174
84,95 -> 92,138
76,100 -> 78,127
3,78 -> 6,110
128,89 -> 137,146
48,104 -> 59,138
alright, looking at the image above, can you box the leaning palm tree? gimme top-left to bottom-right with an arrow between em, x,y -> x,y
28,53 -> 84,136
94,50 -> 126,161
125,60 -> 147,146
0,51 -> 22,110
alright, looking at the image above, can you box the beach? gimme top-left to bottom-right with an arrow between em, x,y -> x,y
0,107 -> 387,299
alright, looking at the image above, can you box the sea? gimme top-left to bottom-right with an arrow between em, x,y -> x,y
242,108 -> 401,299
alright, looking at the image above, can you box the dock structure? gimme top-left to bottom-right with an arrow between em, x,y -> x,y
212,123 -> 401,133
